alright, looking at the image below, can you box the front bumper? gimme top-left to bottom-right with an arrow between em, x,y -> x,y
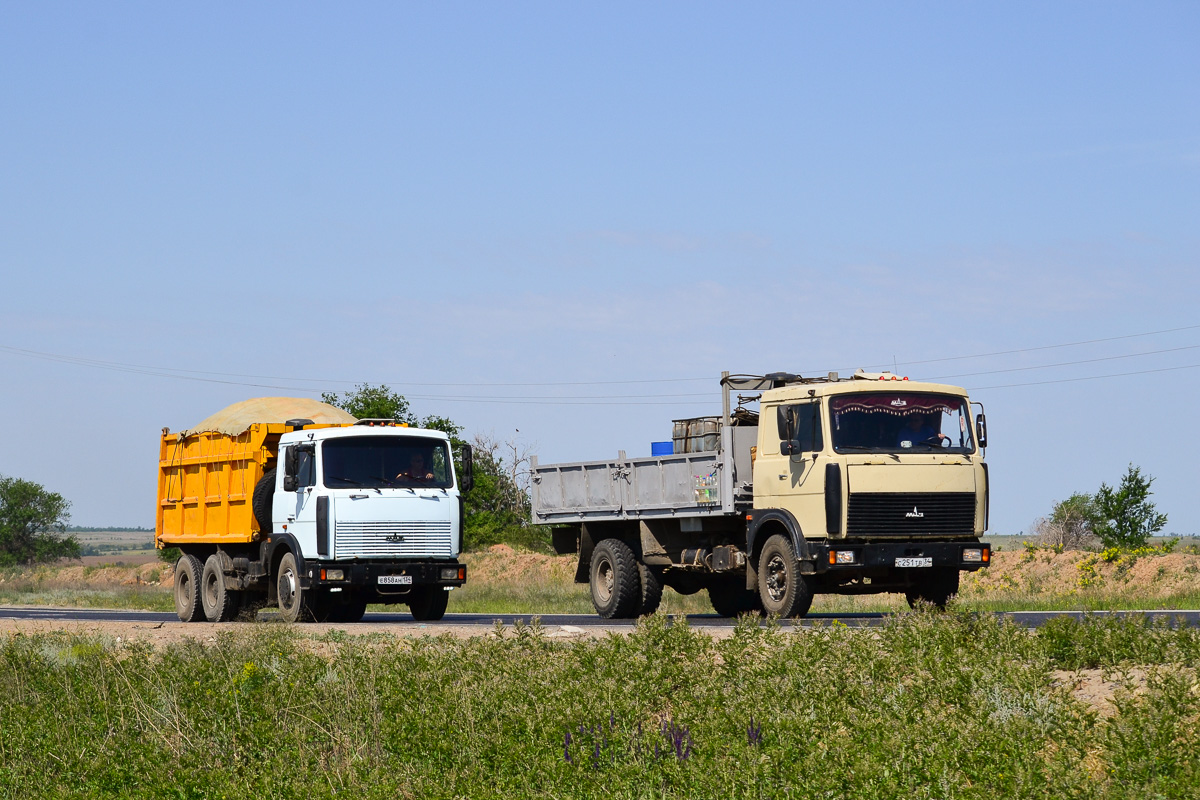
305,560 -> 467,597
809,541 -> 990,574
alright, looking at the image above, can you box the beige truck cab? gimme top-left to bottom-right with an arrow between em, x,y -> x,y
747,371 -> 989,616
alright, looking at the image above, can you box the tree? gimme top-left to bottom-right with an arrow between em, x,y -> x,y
0,475 -> 80,566
1033,492 -> 1098,550
321,384 -> 415,424
322,385 -> 550,551
1092,464 -> 1168,549
465,433 -> 549,551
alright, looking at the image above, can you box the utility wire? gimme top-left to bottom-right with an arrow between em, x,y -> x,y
925,344 -> 1200,382
1,321 -> 1198,403
968,363 -> 1200,390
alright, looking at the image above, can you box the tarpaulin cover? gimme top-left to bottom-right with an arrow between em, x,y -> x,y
830,393 -> 959,417
185,397 -> 357,436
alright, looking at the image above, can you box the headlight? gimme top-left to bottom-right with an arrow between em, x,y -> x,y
962,548 -> 983,563
322,569 -> 345,581
441,567 -> 464,580
829,550 -> 856,565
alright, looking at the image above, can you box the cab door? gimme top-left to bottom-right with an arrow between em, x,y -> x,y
753,401 -> 827,537
275,443 -> 319,555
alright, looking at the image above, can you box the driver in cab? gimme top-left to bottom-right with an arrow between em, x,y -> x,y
896,414 -> 947,448
397,451 -> 435,482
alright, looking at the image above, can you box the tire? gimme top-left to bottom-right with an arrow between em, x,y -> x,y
329,596 -> 368,623
757,534 -> 814,618
201,554 -> 238,622
174,553 -> 205,622
306,591 -> 334,623
252,468 -> 276,535
408,587 -> 449,621
589,539 -> 641,619
905,568 -> 960,610
276,551 -> 306,623
638,563 -> 663,616
708,581 -> 763,618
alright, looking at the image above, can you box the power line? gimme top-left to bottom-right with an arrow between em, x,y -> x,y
0,344 -> 709,388
968,363 -> 1200,390
859,322 -> 1200,371
1,320 -> 1197,404
925,344 -> 1200,381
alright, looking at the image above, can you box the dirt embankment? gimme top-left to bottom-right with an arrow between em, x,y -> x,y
962,549 -> 1200,599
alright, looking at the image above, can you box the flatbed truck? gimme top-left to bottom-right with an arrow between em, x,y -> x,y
535,371 -> 991,618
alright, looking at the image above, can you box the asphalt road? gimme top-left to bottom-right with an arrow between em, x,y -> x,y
2,606 -> 1198,629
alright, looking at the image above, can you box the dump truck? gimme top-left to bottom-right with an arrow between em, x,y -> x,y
157,397 -> 473,623
535,371 -> 991,618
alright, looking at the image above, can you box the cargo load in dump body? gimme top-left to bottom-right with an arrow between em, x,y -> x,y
156,397 -> 474,623
535,371 -> 992,619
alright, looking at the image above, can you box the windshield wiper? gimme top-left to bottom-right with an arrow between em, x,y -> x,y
836,445 -> 880,452
326,476 -> 363,486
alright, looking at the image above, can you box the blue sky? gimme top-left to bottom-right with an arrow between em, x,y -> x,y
1,2 -> 1197,534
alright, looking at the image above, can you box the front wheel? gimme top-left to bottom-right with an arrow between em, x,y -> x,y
276,552 -> 306,623
408,587 -> 449,621
757,534 -> 814,618
329,596 -> 368,623
708,581 -> 763,618
905,568 -> 960,610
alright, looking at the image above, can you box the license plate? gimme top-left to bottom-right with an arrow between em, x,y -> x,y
378,575 -> 413,585
895,557 -> 933,568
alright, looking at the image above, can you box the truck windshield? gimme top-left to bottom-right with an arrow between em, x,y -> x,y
830,393 -> 975,454
322,436 -> 455,489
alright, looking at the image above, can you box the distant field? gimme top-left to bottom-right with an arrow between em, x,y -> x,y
66,528 -> 157,560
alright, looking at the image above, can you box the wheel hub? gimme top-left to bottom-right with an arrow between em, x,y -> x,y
764,554 -> 787,602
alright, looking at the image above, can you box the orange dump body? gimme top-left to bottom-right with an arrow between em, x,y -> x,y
156,423 -> 345,546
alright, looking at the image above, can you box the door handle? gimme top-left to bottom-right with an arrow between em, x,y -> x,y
778,474 -> 787,480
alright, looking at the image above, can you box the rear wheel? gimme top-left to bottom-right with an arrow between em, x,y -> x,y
589,539 -> 641,619
201,554 -> 238,622
638,563 -> 663,616
408,587 -> 449,621
905,568 -> 960,610
174,553 -> 204,622
757,534 -> 814,618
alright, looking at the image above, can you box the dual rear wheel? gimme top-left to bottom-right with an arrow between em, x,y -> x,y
589,538 -> 663,619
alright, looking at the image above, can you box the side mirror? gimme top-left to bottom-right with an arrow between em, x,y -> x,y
459,444 -> 474,492
283,446 -> 298,492
779,439 -> 802,456
976,414 -> 988,449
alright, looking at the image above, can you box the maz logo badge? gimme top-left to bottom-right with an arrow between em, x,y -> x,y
384,533 -> 407,543
905,507 -> 924,519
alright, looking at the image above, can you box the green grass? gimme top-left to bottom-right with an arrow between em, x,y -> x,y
2,614 -> 1198,798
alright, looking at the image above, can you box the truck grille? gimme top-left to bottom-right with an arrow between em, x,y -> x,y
846,493 -> 975,537
334,521 -> 453,558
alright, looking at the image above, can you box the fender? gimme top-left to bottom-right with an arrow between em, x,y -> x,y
746,508 -> 820,588
261,533 -> 308,602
